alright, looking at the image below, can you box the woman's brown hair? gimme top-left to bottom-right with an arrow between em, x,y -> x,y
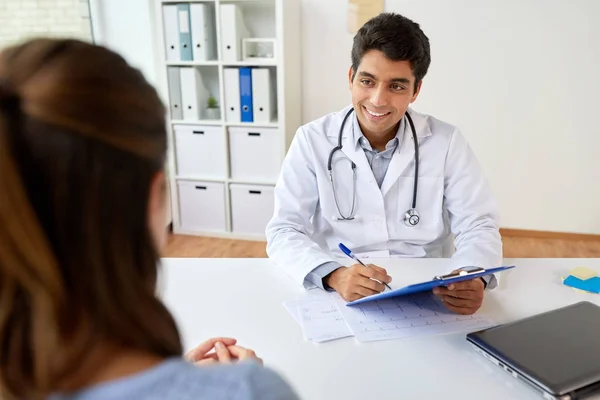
0,38 -> 182,399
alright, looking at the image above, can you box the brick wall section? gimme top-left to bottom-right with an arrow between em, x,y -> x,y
0,0 -> 92,48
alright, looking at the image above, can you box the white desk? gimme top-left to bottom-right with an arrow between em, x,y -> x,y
159,258 -> 600,400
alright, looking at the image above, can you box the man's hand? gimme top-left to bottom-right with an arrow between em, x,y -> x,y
433,275 -> 485,315
324,264 -> 392,302
185,337 -> 263,366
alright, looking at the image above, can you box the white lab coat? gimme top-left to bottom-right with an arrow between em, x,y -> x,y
266,105 -> 502,288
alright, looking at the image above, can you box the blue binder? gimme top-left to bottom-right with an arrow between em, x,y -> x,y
239,67 -> 253,122
177,4 -> 193,61
346,265 -> 515,306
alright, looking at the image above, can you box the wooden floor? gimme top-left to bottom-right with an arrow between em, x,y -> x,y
164,234 -> 600,258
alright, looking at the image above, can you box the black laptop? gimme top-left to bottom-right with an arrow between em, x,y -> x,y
467,301 -> 600,400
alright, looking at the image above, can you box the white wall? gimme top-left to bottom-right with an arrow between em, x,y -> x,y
0,0 -> 92,48
301,0 -> 600,235
91,0 -> 600,235
89,0 -> 171,225
89,0 -> 161,93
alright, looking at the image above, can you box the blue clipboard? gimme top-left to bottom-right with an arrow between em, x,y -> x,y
346,265 -> 515,306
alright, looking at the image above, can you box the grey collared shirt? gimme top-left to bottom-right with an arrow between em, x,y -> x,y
355,114 -> 405,189
358,134 -> 399,188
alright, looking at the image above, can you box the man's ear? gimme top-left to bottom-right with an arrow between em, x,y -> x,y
410,80 -> 423,103
348,66 -> 355,89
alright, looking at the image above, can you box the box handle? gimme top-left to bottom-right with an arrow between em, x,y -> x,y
248,132 -> 261,137
193,130 -> 205,135
195,186 -> 207,190
249,190 -> 262,195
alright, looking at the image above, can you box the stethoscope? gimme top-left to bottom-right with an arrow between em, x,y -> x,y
326,108 -> 420,227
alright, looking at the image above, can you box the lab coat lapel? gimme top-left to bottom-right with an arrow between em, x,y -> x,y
380,109 -> 432,196
338,115 -> 373,184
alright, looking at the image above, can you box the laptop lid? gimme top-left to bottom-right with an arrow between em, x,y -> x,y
467,301 -> 600,397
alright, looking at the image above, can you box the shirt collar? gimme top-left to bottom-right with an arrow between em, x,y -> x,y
353,113 -> 405,152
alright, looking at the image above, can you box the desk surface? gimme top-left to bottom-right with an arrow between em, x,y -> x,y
159,258 -> 600,400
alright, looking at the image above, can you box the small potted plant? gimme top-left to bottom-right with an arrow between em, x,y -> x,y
205,96 -> 220,120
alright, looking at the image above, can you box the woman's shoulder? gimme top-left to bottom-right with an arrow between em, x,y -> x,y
164,359 -> 299,400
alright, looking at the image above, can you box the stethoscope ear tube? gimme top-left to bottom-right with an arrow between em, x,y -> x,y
327,108 -> 355,172
404,112 -> 419,211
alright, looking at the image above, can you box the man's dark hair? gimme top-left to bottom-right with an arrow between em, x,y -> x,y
351,12 -> 431,92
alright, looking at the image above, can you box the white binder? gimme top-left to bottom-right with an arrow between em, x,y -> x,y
223,68 -> 241,122
167,67 -> 183,120
190,4 -> 216,61
179,67 -> 209,121
162,5 -> 180,61
251,68 -> 276,123
219,4 -> 250,63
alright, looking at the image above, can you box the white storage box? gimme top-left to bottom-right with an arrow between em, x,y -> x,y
174,125 -> 226,178
229,184 -> 274,236
178,180 -> 226,232
228,127 -> 282,181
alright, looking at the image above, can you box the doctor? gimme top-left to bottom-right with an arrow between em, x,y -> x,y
266,12 -> 502,315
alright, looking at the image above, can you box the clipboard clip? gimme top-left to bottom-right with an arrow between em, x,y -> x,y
433,267 -> 486,281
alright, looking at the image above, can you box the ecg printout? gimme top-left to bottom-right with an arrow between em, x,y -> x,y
283,291 -> 352,343
334,292 -> 495,342
297,296 -> 353,342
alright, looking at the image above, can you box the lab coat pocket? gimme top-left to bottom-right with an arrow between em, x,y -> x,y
328,215 -> 366,249
395,176 -> 444,241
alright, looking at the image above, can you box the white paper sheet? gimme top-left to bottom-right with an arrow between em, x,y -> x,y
282,290 -> 332,325
282,291 -> 352,343
335,292 -> 495,342
297,296 -> 353,343
282,300 -> 301,324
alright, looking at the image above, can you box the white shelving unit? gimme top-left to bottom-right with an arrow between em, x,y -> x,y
153,0 -> 301,240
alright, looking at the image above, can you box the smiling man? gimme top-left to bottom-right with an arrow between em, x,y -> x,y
265,13 -> 502,315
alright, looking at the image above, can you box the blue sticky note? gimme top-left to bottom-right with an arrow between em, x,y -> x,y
563,276 -> 600,294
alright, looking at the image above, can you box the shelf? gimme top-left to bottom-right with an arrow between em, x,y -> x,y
166,61 -> 219,66
159,0 -> 301,241
225,121 -> 279,128
162,0 -> 216,3
166,61 -> 277,67
171,120 -> 278,128
175,175 -> 277,186
175,175 -> 226,183
219,0 -> 275,3
228,179 -> 277,186
171,119 -> 223,126
222,60 -> 277,67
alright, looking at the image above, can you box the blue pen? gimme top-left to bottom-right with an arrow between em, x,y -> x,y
338,243 -> 392,290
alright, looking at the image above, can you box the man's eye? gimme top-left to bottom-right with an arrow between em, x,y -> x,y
391,84 -> 405,91
361,79 -> 373,86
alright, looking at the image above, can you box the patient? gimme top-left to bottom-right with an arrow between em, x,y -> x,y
0,38 -> 298,400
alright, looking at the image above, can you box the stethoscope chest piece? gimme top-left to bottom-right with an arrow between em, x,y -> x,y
404,208 -> 420,227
